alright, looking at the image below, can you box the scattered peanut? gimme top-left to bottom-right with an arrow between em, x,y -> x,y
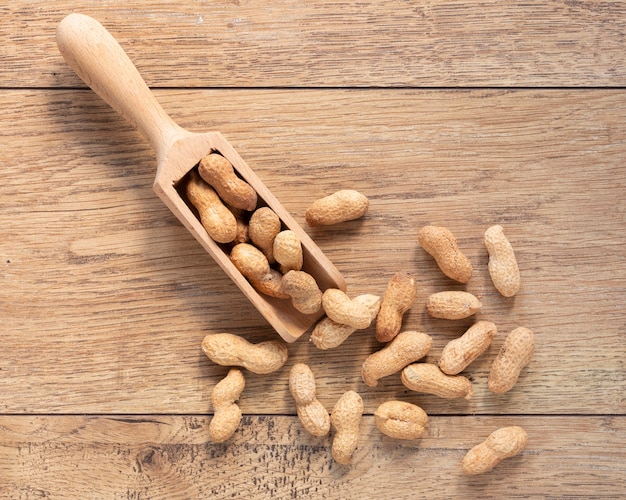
331,390 -> 363,464
488,327 -> 535,394
311,294 -> 381,350
484,225 -> 521,297
280,270 -> 323,314
438,320 -> 497,375
401,363 -> 473,400
376,271 -> 418,342
202,333 -> 288,375
305,189 -> 369,227
198,152 -> 257,211
322,288 -> 374,329
289,363 -> 331,437
374,401 -> 428,440
248,207 -> 281,263
230,243 -> 270,284
426,291 -> 482,320
195,173 -> 536,471
462,426 -> 528,475
361,331 -> 432,387
209,368 -> 245,443
273,230 -> 303,273
186,170 -> 238,244
418,225 -> 473,283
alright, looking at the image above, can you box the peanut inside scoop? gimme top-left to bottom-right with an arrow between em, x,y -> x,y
176,150 -> 332,328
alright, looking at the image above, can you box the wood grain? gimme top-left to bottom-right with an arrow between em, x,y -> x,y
1,89 -> 624,415
1,415 -> 624,499
2,3 -> 625,496
4,0 -> 626,88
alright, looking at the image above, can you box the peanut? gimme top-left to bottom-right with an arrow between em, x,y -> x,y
186,170 -> 238,244
438,320 -> 497,375
251,268 -> 290,299
280,270 -> 323,314
230,243 -> 270,283
231,244 -> 289,298
248,207 -> 281,263
401,363 -> 473,400
289,363 -> 331,437
198,152 -> 257,211
322,288 -> 374,329
202,333 -> 288,375
374,401 -> 428,440
310,294 -> 381,350
376,271 -> 418,342
418,225 -> 473,283
417,226 -> 472,283
273,230 -> 303,273
484,225 -> 521,297
488,327 -> 534,394
305,189 -> 369,227
209,368 -> 245,443
331,390 -> 363,464
361,331 -> 432,387
426,291 -> 482,320
462,426 -> 528,475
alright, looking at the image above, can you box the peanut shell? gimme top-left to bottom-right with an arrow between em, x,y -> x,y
186,171 -> 238,244
439,320 -> 497,375
305,189 -> 368,226
426,291 -> 482,320
198,152 -> 257,211
202,333 -> 288,375
209,369 -> 245,443
375,271 -> 418,342
488,327 -> 534,394
289,363 -> 331,437
485,225 -> 521,297
311,294 -> 381,350
322,288 -> 373,329
280,270 -> 323,315
374,401 -> 428,440
401,363 -> 473,400
418,225 -> 473,283
331,390 -> 363,464
462,426 -> 528,475
362,331 -> 432,387
248,207 -> 281,263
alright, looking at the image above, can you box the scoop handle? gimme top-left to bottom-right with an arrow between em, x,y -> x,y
56,13 -> 185,163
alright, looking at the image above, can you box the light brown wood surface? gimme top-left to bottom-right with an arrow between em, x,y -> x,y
2,416 -> 624,499
1,2 -> 625,498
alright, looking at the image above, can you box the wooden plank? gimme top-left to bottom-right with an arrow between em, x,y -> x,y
1,89 -> 625,415
0,415 -> 624,498
4,1 -> 626,88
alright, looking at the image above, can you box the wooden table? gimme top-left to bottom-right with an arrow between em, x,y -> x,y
2,2 -> 625,498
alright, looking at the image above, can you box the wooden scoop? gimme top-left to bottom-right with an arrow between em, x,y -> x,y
56,13 -> 346,342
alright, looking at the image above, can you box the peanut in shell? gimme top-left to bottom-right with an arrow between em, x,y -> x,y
418,225 -> 473,283
375,271 -> 418,342
439,320 -> 497,375
488,327 -> 534,394
426,291 -> 482,320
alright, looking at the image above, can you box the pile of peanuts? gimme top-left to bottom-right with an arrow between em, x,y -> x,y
184,151 -> 368,308
188,151 -> 534,475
